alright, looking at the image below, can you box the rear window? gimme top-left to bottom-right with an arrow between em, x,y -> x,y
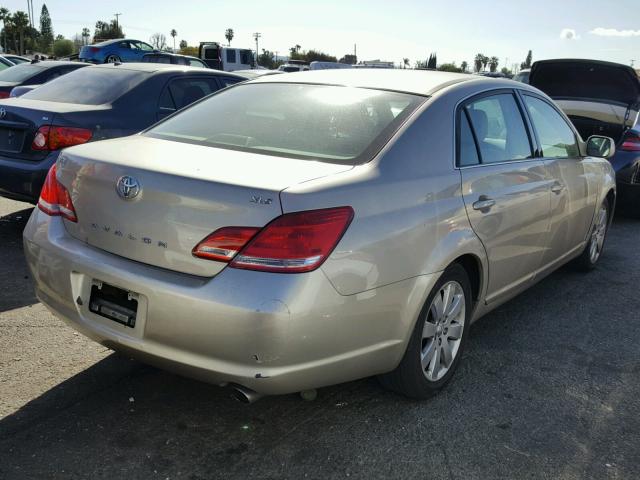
22,67 -> 149,105
146,83 -> 424,164
0,64 -> 46,82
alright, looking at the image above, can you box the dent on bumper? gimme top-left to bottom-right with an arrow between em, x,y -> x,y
23,209 -> 437,395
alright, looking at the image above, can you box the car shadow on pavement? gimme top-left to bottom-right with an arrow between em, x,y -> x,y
0,218 -> 639,479
0,208 -> 38,313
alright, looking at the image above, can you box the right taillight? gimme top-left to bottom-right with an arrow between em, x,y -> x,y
621,133 -> 640,152
37,164 -> 77,222
32,126 -> 92,151
192,206 -> 354,273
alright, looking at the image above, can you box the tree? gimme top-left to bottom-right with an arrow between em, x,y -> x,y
52,38 -> 73,57
501,67 -> 513,77
437,62 -> 461,73
94,20 -> 124,41
473,53 -> 484,72
339,54 -> 357,64
179,39 -> 187,49
460,61 -> 468,73
403,58 -> 410,69
81,27 -> 90,45
225,28 -> 234,46
12,11 -> 30,55
520,50 -> 532,70
169,29 -> 177,51
489,56 -> 499,73
426,53 -> 437,69
150,33 -> 166,50
39,4 -> 54,53
0,7 -> 10,53
289,44 -> 301,56
481,55 -> 489,72
258,49 -> 283,69
179,45 -> 198,56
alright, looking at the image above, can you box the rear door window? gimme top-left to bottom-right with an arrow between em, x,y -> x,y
522,95 -> 580,158
167,77 -> 221,110
226,50 -> 237,64
464,93 -> 532,164
458,111 -> 480,167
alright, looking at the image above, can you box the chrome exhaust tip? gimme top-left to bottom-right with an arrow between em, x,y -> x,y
229,384 -> 263,404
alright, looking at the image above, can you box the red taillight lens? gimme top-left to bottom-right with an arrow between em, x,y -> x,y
192,227 -> 260,262
230,206 -> 354,273
31,126 -> 92,151
90,47 -> 99,53
621,134 -> 640,152
0,91 -> 10,99
37,164 -> 77,222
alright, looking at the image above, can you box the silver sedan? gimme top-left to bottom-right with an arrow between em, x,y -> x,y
23,69 -> 616,401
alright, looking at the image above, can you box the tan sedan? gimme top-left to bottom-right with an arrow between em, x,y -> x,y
23,69 -> 616,401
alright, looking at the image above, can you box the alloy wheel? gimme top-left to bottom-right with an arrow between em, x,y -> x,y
589,205 -> 608,264
421,281 -> 466,382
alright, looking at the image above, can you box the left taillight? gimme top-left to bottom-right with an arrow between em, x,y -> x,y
32,126 -> 92,151
0,90 -> 10,99
37,164 -> 77,222
621,133 -> 640,152
192,206 -> 354,273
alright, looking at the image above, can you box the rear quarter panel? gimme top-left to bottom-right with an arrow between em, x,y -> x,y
280,92 -> 487,299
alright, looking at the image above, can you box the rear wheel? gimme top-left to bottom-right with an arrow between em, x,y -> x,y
575,199 -> 610,271
379,264 -> 472,399
105,55 -> 121,64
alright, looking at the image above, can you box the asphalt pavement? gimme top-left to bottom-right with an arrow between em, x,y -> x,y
1,196 -> 639,480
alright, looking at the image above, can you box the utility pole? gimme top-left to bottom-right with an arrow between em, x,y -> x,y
114,13 -> 122,32
632,59 -> 636,68
253,32 -> 261,66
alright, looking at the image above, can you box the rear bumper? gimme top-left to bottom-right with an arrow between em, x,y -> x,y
23,208 -> 435,395
617,181 -> 640,209
0,151 -> 59,203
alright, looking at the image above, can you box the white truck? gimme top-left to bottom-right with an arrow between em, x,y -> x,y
198,42 -> 255,71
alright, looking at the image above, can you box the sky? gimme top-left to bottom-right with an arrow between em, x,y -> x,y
3,0 -> 640,69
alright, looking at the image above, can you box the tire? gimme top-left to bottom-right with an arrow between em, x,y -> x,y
379,263 -> 472,399
574,199 -> 610,271
105,55 -> 121,64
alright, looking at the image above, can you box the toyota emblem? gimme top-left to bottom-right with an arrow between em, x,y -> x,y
116,176 -> 141,200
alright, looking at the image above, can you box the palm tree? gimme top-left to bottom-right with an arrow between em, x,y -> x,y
489,56 -> 499,73
0,8 -> 9,53
481,55 -> 489,72
473,53 -> 484,73
224,28 -> 234,46
403,58 -> 410,69
170,29 -> 177,51
11,11 -> 29,55
81,27 -> 90,46
460,61 -> 468,73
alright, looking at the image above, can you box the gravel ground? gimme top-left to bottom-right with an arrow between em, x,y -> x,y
1,196 -> 639,480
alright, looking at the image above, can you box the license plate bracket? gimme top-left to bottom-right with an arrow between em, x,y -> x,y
89,282 -> 139,328
0,127 -> 25,153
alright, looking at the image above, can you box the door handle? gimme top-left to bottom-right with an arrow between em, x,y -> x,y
551,183 -> 565,194
472,196 -> 496,211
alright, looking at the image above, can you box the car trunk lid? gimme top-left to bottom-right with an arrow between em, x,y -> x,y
57,135 -> 353,277
0,98 -> 102,161
529,59 -> 640,136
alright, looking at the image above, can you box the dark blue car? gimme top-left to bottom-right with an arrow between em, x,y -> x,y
530,59 -> 640,212
0,63 -> 246,203
79,38 -> 157,64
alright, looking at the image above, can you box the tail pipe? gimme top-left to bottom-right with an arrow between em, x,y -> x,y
229,384 -> 263,404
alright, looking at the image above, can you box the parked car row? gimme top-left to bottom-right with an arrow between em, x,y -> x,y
11,66 -> 625,402
0,63 -> 246,202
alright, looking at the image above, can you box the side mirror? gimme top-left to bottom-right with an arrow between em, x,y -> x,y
586,135 -> 616,159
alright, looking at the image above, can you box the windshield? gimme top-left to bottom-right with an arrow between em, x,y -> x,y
22,67 -> 149,105
0,64 -> 46,82
146,83 -> 424,164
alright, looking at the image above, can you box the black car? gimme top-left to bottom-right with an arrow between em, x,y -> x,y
142,52 -> 209,68
529,59 -> 640,211
0,63 -> 247,203
0,61 -> 89,99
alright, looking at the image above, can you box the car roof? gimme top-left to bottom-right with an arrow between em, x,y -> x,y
248,69 -> 479,96
30,60 -> 87,68
92,62 -> 245,77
